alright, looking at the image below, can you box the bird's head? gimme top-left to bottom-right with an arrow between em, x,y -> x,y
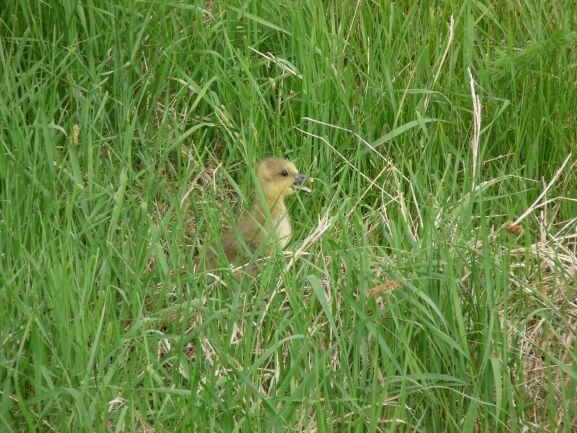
256,157 -> 310,200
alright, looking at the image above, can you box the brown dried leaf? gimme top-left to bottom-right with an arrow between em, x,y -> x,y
504,222 -> 524,236
367,280 -> 402,298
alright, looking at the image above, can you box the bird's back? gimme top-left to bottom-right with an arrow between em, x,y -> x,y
203,203 -> 290,269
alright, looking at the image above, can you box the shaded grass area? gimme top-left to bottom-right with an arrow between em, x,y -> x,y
1,1 -> 576,432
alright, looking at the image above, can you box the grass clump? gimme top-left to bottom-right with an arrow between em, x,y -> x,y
1,1 -> 576,432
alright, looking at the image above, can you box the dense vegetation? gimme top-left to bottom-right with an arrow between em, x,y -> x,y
1,1 -> 576,431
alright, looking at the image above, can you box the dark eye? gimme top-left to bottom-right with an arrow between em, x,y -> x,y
280,170 -> 289,177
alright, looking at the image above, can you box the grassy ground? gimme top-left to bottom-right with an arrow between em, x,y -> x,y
1,1 -> 576,432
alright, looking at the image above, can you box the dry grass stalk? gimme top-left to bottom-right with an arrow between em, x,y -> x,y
468,68 -> 482,187
512,153 -> 572,226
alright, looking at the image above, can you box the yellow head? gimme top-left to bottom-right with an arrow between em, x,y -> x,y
256,157 -> 308,200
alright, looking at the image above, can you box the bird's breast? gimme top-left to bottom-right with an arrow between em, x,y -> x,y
275,214 -> 292,248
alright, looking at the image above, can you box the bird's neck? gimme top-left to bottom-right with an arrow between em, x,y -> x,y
256,193 -> 286,220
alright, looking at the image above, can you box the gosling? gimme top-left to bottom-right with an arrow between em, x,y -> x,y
202,157 -> 310,269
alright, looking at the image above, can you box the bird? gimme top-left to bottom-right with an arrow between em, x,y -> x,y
200,157 -> 310,270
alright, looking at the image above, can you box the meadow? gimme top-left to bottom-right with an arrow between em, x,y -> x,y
1,1 -> 576,432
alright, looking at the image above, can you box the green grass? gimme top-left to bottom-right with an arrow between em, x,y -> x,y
1,1 -> 576,432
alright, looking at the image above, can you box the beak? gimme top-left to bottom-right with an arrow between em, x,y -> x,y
293,173 -> 312,193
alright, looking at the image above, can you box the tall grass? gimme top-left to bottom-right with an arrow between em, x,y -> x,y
1,1 -> 576,432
